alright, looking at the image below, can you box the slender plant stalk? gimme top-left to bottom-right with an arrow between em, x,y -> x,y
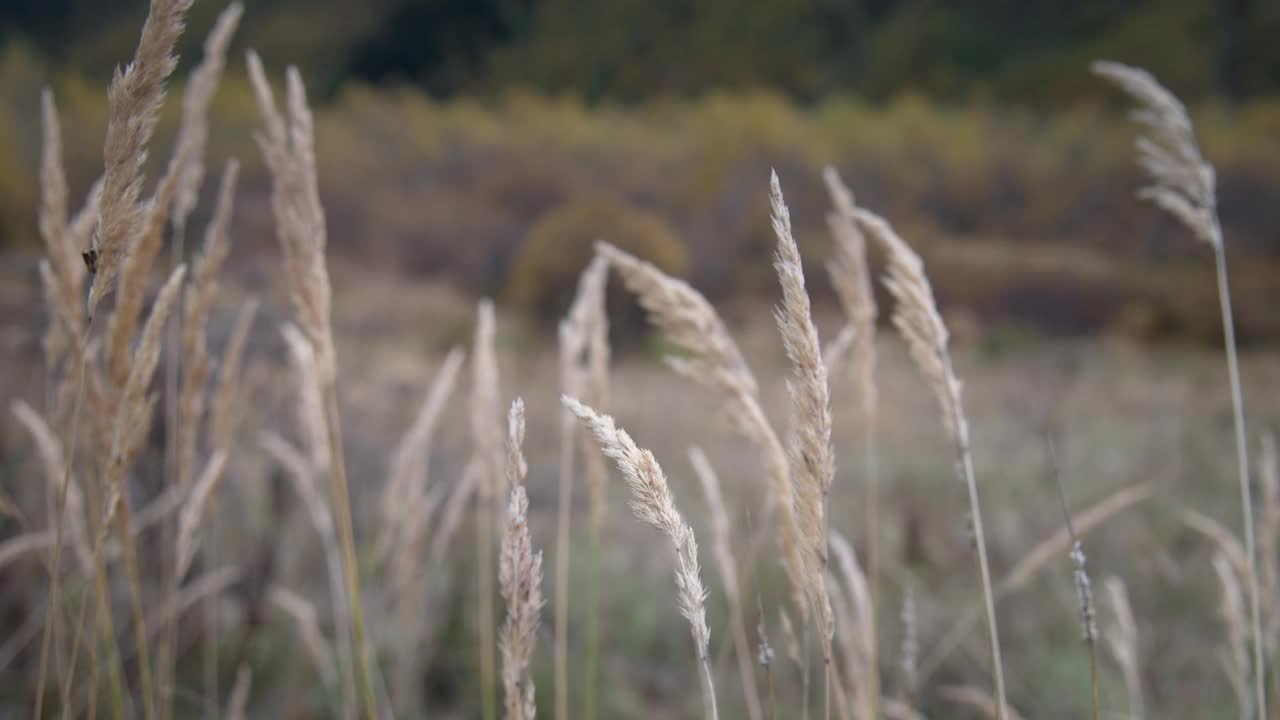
945,358 -> 1007,720
34,321 -> 91,720
1093,60 -> 1266,717
1214,237 -> 1266,719
321,384 -> 379,720
555,391 -> 575,720
114,499 -> 158,720
477,478 -> 498,720
583,537 -> 601,720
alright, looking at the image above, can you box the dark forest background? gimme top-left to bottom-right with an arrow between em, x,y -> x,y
4,0 -> 1278,103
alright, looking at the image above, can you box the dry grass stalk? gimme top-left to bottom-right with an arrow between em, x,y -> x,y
86,0 -> 193,317
92,263 -> 187,720
1214,552 -> 1252,717
208,298 -> 259,453
1095,59 -> 1265,718
11,401 -> 92,574
432,459 -> 483,566
379,347 -> 464,557
823,166 -> 881,714
828,531 -> 874,720
245,53 -> 336,383
938,686 -> 1026,720
757,595 -> 777,719
32,93 -> 89,707
470,299 -> 502,720
244,63 -> 381,712
853,206 -> 1006,718
500,399 -> 543,720
101,263 -> 186,529
922,482 -> 1152,683
169,1 -> 243,237
1184,510 -> 1249,581
690,446 -> 764,720
1103,576 -> 1144,720
555,253 -> 610,720
177,159 -> 239,491
281,323 -> 330,471
38,90 -> 84,343
600,241 -> 804,621
227,664 -> 252,720
1262,431 -> 1280,683
770,173 -> 837,671
564,396 -> 719,720
174,449 -> 229,581
260,431 -> 356,717
105,137 -> 190,394
898,584 -> 918,705
269,585 -> 339,689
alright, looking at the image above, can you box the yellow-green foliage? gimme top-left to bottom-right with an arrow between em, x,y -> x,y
509,194 -> 688,321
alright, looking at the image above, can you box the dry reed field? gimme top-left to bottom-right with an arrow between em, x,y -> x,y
3,1 -> 1280,719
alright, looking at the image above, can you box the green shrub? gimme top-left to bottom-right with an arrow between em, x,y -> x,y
507,193 -> 688,325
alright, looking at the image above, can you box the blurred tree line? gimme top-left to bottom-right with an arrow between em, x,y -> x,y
3,0 -> 1278,103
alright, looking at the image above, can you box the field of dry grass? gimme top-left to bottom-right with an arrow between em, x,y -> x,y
2,3 -> 1280,720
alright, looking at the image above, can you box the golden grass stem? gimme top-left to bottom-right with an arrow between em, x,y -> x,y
1213,238 -> 1267,719
34,321 -> 91,720
554,367 -> 575,720
321,383 -> 380,720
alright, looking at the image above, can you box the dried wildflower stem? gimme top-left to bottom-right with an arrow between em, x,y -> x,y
565,397 -> 718,720
855,208 -> 1006,718
1094,60 -> 1265,718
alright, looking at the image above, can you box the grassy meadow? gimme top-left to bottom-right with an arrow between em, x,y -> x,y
1,2 -> 1279,720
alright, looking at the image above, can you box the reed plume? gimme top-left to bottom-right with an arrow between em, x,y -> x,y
564,396 -> 718,720
853,206 -> 1006,718
1095,59 -> 1265,718
500,399 -> 543,720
